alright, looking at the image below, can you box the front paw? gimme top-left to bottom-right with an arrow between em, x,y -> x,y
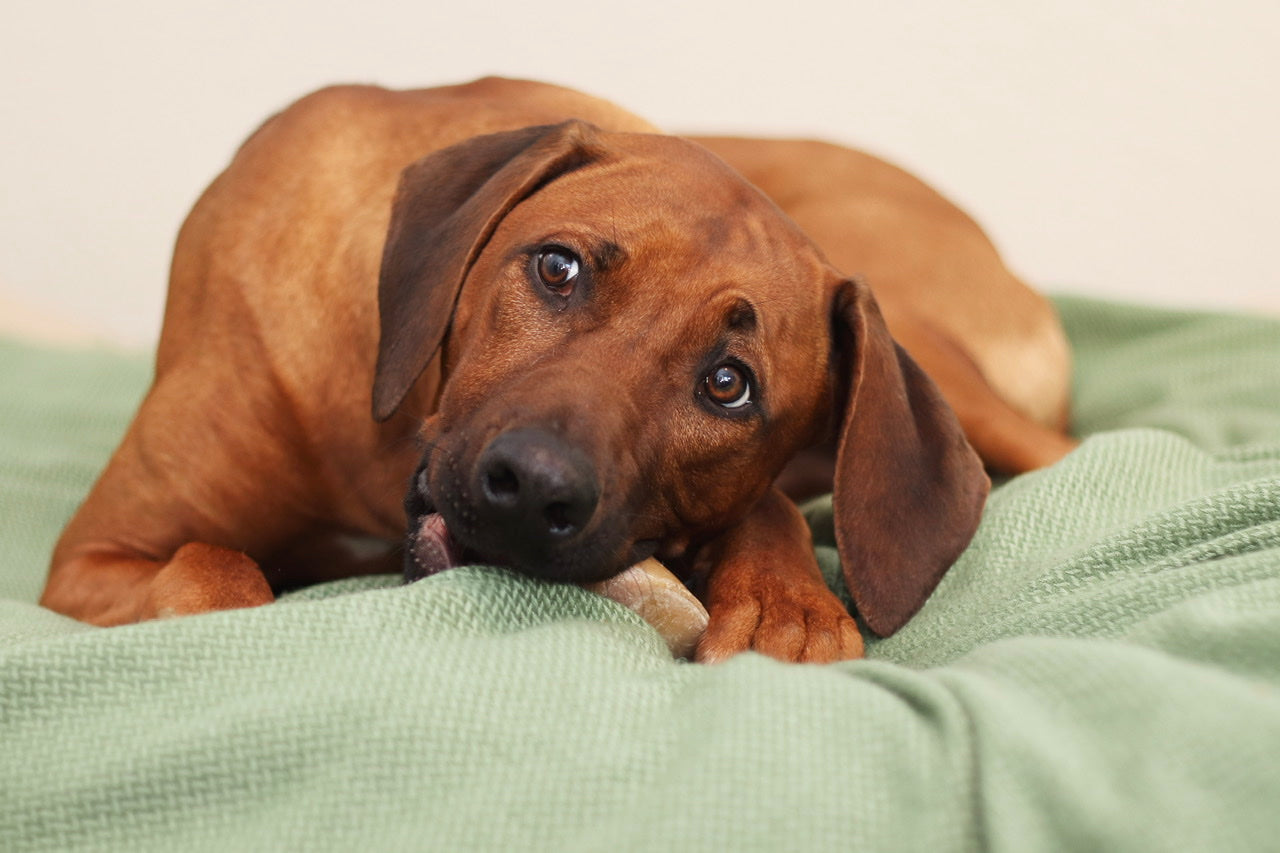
142,543 -> 275,620
695,576 -> 864,664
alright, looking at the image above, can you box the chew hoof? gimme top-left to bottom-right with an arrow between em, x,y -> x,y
584,558 -> 708,658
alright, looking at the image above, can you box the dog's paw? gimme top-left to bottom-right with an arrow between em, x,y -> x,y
694,578 -> 863,664
142,543 -> 275,620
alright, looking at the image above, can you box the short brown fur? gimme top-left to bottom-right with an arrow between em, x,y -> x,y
42,78 -> 1075,662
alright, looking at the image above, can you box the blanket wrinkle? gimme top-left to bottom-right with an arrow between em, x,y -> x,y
3,296 -> 1280,852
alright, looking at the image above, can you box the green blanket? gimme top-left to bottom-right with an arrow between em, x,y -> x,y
2,297 -> 1278,852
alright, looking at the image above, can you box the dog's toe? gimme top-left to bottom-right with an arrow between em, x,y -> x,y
798,612 -> 864,663
694,595 -> 762,664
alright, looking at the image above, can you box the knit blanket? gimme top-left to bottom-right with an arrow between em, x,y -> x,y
2,296 -> 1278,851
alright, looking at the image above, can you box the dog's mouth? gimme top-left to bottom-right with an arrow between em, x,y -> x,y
403,507 -> 663,584
401,438 -> 667,585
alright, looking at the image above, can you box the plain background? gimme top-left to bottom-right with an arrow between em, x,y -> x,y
2,0 -> 1277,347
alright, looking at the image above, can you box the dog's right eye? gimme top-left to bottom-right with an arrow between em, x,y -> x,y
534,247 -> 581,295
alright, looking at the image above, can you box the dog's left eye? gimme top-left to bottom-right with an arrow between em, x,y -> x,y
705,364 -> 753,410
534,247 -> 580,294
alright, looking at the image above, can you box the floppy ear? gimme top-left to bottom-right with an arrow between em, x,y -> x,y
372,120 -> 604,421
830,279 -> 989,636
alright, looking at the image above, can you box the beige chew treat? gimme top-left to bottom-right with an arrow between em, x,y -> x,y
584,557 -> 708,658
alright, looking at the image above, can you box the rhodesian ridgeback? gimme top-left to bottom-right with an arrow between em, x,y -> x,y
42,77 -> 1075,662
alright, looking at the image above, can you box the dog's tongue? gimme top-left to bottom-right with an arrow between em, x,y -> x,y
407,513 -> 462,581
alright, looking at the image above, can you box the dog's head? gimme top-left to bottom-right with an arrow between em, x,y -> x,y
373,120 -> 986,637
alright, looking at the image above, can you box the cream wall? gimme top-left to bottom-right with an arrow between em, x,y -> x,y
2,0 -> 1276,346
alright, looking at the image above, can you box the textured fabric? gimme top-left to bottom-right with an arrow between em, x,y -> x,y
2,297 -> 1279,852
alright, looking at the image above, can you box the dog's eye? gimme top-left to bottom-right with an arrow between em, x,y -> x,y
534,247 -> 580,294
705,364 -> 752,410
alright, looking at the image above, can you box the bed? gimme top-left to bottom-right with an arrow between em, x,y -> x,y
2,295 -> 1278,851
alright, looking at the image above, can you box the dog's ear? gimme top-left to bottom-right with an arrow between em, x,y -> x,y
372,120 -> 603,421
829,278 -> 989,636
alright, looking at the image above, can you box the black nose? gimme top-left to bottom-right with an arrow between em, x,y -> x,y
474,428 -> 599,551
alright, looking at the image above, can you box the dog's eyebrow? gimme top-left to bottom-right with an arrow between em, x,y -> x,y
725,297 -> 758,332
590,240 -> 627,272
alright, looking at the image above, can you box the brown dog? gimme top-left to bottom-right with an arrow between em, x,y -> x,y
41,77 -> 1074,662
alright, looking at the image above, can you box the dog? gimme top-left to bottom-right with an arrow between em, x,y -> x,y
41,77 -> 1075,662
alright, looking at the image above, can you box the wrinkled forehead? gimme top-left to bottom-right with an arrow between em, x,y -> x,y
482,133 -> 836,414
504,132 -> 831,308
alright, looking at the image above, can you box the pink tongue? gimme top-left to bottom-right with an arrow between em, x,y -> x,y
410,513 -> 462,579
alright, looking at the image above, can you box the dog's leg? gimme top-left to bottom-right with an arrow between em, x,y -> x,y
41,544 -> 274,627
695,487 -> 863,664
888,316 -> 1079,473
43,370 -> 315,626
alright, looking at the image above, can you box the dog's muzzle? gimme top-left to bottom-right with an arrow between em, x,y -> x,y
404,428 -> 603,582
